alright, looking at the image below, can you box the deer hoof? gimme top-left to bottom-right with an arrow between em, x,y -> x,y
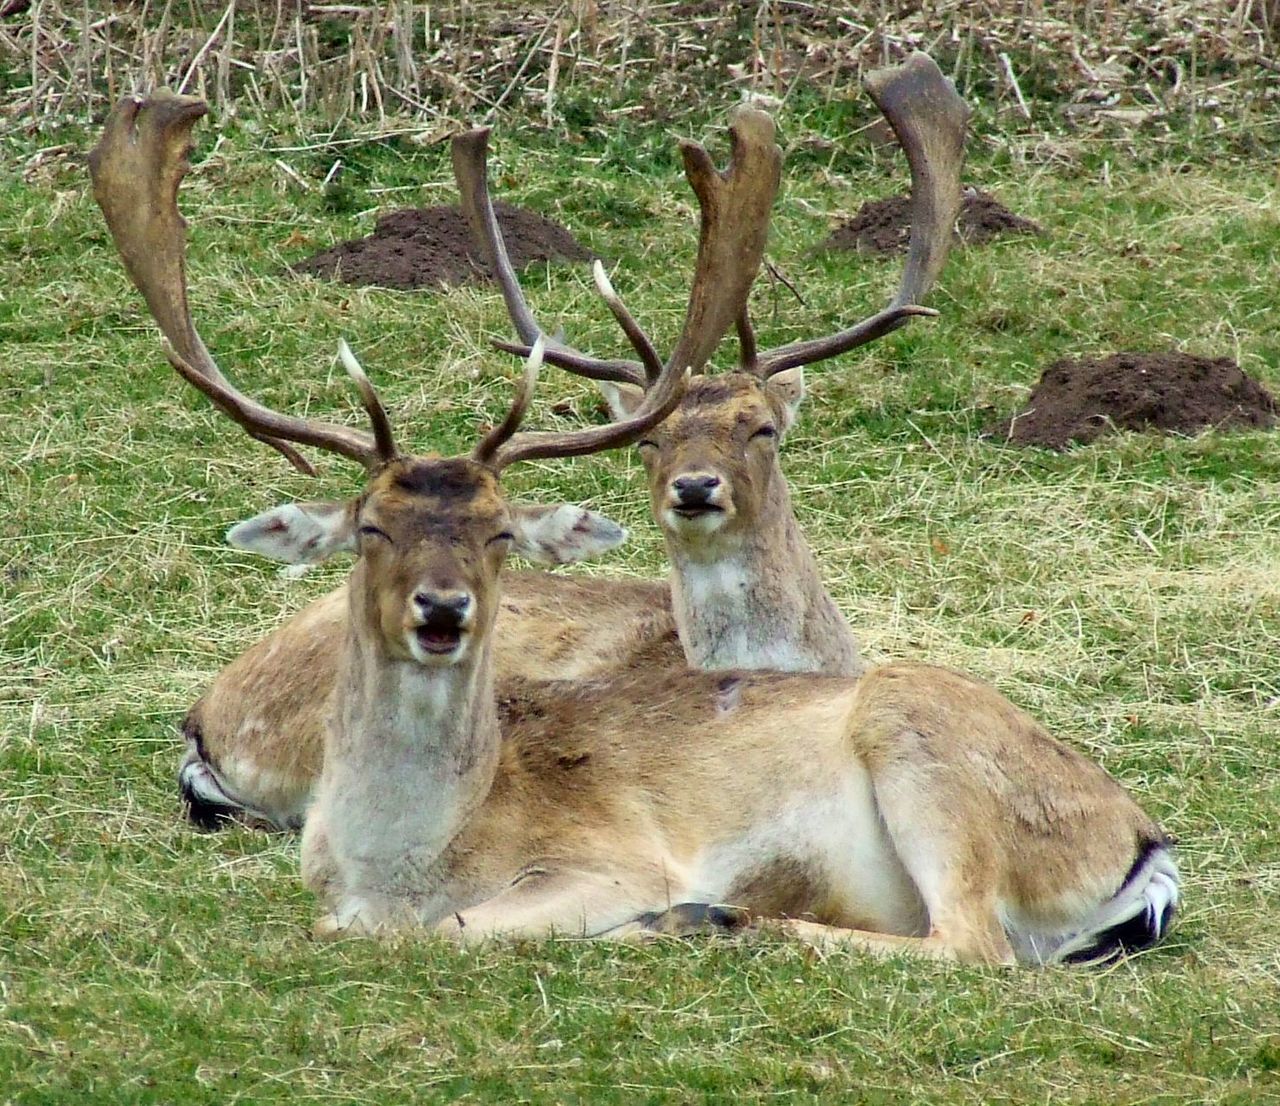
637,901 -> 753,937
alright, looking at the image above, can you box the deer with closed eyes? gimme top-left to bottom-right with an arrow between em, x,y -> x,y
91,86 -> 1177,964
95,55 -> 966,833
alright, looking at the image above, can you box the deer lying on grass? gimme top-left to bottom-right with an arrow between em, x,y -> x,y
465,51 -> 967,678
94,56 -> 966,833
95,87 -> 1178,966
231,352 -> 1182,964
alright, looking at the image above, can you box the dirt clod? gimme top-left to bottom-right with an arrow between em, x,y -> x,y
988,351 -> 1276,450
823,189 -> 1042,255
290,202 -> 594,290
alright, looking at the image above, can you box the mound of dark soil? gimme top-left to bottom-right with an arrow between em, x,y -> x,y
291,201 -> 595,290
987,351 -> 1276,450
823,188 -> 1042,255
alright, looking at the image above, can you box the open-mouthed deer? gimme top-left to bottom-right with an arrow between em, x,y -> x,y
131,55 -> 966,831
93,89 -> 1177,966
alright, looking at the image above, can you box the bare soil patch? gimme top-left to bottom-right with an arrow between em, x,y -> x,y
987,351 -> 1276,450
823,189 -> 1042,255
290,202 -> 595,290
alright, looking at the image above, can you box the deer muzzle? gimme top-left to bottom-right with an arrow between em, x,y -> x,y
408,589 -> 474,662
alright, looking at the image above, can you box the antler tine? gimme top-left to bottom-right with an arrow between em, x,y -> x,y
736,308 -> 759,373
88,90 -> 383,472
668,104 -> 781,377
752,52 -> 970,380
485,356 -> 690,474
472,337 -> 544,466
590,261 -> 665,385
490,339 -> 652,386
338,340 -> 399,464
451,129 -> 651,391
163,339 -> 397,467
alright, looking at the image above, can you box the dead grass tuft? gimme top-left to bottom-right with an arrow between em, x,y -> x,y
2,0 -> 1277,143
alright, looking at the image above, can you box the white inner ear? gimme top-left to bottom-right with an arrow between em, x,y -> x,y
510,504 -> 628,566
596,380 -> 645,421
764,366 -> 805,432
226,500 -> 356,564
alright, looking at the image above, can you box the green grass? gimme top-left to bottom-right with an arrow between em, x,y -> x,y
3,36 -> 1280,1105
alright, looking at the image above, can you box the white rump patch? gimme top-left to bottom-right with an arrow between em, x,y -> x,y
1011,844 -> 1181,965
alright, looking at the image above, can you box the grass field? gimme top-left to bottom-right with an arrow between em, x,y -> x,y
3,4 -> 1280,1102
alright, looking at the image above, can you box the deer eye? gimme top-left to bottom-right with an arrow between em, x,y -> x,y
487,531 -> 515,547
750,425 -> 777,441
358,524 -> 390,543
636,439 -> 659,452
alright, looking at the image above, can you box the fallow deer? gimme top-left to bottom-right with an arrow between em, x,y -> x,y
260,360 -> 1180,965
95,90 -> 1179,967
92,55 -> 966,832
207,347 -> 1186,963
474,52 -> 968,678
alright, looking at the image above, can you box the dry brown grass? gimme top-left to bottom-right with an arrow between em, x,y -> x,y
3,1 -> 1277,137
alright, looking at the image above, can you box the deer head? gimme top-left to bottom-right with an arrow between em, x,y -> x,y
457,53 -> 969,559
88,92 -> 688,670
226,342 -> 681,667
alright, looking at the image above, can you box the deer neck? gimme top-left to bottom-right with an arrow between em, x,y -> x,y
322,573 -> 502,892
666,471 -> 864,677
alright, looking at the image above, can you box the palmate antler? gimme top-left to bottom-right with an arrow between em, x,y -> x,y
745,52 -> 970,379
87,91 -> 389,474
452,102 -> 783,387
89,91 -> 686,479
464,52 -> 969,392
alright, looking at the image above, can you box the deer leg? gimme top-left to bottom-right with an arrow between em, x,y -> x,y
435,867 -> 676,944
863,753 -> 1018,966
626,903 -> 1008,964
302,814 -> 403,941
769,918 -> 1013,964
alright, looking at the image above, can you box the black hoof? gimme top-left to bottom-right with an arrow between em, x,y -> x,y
636,901 -> 753,937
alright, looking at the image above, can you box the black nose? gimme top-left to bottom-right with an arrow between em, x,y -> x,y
413,591 -> 471,626
671,474 -> 721,505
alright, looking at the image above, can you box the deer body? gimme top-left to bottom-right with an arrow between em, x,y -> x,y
180,571 -> 676,829
91,75 -> 1179,965
268,451 -> 1171,969
301,571 -> 1173,965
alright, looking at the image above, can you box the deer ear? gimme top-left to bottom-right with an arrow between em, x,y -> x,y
227,500 -> 357,564
509,504 -> 628,566
596,380 -> 646,420
764,367 -> 805,432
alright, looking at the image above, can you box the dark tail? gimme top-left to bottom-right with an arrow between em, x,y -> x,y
178,716 -> 270,830
1057,839 -> 1180,965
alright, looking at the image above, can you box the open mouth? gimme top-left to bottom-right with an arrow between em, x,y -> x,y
414,615 -> 465,655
